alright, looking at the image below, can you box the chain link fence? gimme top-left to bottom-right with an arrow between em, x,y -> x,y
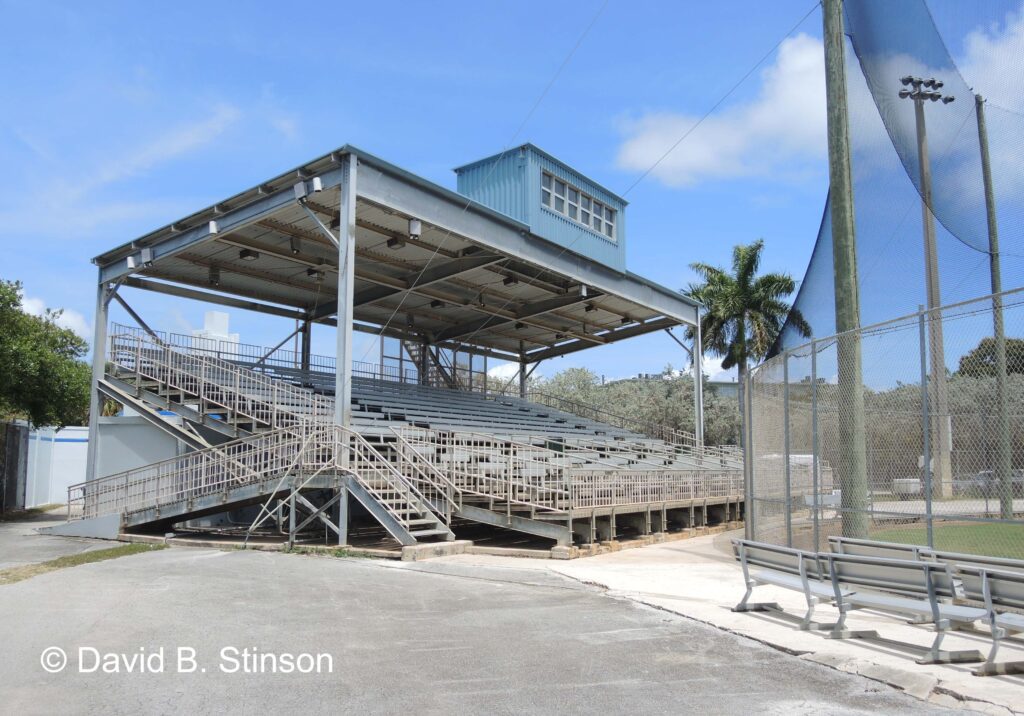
746,289 -> 1024,559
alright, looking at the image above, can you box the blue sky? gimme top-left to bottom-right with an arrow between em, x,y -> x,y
1,0 -> 1020,383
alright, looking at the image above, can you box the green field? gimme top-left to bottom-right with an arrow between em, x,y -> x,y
871,522 -> 1024,560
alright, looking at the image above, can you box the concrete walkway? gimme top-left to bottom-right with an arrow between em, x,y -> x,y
422,531 -> 1024,715
0,512 -> 113,571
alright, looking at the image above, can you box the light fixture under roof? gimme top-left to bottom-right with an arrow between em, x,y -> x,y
290,237 -> 301,255
239,248 -> 259,261
208,265 -> 220,286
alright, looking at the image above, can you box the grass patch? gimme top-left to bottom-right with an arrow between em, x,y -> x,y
871,522 -> 1024,560
0,543 -> 166,586
0,504 -> 63,522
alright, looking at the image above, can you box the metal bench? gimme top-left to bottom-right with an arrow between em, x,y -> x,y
828,536 -> 928,560
825,553 -> 986,664
954,566 -> 1024,676
732,539 -> 845,630
922,549 -> 1024,575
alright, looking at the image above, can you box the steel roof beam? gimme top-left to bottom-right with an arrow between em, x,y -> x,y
524,316 -> 679,363
433,290 -> 598,342
122,277 -> 307,319
309,249 -> 504,320
98,167 -> 345,282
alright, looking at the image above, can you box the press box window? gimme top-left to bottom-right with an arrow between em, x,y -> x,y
540,171 -> 616,241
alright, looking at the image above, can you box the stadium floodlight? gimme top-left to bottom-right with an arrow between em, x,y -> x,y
897,70 -> 956,499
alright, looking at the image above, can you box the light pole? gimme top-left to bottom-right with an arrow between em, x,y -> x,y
898,76 -> 955,499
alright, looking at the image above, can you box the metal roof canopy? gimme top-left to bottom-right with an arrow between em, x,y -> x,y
94,145 -> 699,364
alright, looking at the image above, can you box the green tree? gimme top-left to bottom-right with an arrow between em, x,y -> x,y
0,280 -> 91,427
957,337 -> 1024,378
684,240 -> 810,394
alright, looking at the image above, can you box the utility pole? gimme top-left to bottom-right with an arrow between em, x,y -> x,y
898,76 -> 954,498
976,94 -> 1013,519
823,0 -> 869,537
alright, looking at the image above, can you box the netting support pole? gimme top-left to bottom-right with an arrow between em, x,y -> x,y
976,94 -> 1013,520
823,0 -> 868,538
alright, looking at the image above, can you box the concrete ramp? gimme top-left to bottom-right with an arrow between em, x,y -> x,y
38,514 -> 122,540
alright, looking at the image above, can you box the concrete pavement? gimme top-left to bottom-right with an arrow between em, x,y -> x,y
426,531 -> 1024,715
0,544 -> 949,714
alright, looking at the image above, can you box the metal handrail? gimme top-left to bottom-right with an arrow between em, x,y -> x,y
109,325 -> 334,430
67,422 -> 439,533
389,427 -> 462,523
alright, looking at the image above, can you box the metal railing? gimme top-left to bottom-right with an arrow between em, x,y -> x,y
109,325 -> 334,429
747,290 -> 1024,558
67,422 -> 438,534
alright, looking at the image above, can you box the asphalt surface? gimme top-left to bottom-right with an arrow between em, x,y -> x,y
0,545 -> 951,715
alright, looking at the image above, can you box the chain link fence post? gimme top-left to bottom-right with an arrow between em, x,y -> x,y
782,351 -> 793,547
810,339 -> 820,551
918,305 -> 934,549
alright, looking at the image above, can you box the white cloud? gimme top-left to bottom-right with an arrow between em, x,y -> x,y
80,103 -> 241,196
959,4 -> 1024,112
487,361 -> 521,382
616,34 -> 826,187
0,104 -> 241,237
691,354 -> 736,382
270,115 -> 299,141
21,295 -> 91,338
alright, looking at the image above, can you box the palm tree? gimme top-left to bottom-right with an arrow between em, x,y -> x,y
684,240 -> 810,399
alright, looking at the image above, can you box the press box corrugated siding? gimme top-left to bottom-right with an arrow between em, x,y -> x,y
455,145 -> 626,272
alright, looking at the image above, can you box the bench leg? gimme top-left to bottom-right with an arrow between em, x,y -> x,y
825,602 -> 877,640
916,621 -> 985,665
799,596 -> 840,631
732,580 -> 780,613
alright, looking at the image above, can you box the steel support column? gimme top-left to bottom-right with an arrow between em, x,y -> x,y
85,272 -> 115,483
335,154 -> 357,427
300,319 -> 312,374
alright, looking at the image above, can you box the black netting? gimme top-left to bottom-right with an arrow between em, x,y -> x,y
776,0 -> 1024,351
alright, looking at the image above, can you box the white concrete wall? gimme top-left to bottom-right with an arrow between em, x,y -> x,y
25,426 -> 88,507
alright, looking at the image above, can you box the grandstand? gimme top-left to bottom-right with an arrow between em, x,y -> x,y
50,144 -> 741,551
